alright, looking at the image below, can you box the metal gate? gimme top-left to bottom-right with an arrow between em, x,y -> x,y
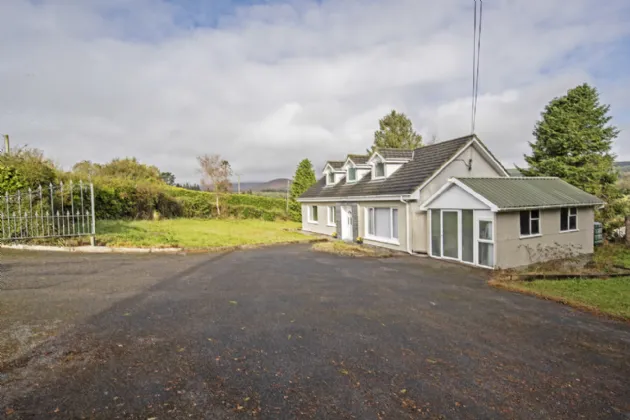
0,181 -> 95,244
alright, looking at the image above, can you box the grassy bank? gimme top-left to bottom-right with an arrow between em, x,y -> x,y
95,219 -> 306,249
503,278 -> 630,321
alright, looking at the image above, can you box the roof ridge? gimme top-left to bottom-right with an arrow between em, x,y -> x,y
456,176 -> 560,180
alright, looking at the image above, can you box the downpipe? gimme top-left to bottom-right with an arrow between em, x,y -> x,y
399,196 -> 412,254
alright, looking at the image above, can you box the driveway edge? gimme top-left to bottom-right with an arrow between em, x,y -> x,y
0,238 -> 329,254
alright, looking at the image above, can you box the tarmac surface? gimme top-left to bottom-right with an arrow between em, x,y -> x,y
0,245 -> 629,419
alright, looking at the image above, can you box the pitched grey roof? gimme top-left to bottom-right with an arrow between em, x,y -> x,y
377,148 -> 414,160
455,177 -> 604,210
325,161 -> 345,170
300,135 -> 474,199
347,154 -> 369,165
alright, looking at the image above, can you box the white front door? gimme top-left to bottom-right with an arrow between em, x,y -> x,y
341,206 -> 353,240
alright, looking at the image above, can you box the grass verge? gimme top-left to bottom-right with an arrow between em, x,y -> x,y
311,241 -> 392,258
78,219 -> 304,249
491,277 -> 630,321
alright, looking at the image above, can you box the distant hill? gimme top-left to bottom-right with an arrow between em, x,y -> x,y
616,161 -> 630,173
233,178 -> 291,192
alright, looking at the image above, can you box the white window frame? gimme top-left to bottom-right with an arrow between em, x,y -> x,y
326,172 -> 335,186
427,209 -> 496,269
560,207 -> 578,232
364,207 -> 399,244
477,218 -> 494,268
327,206 -> 336,226
347,166 -> 357,183
308,205 -> 318,223
520,210 -> 541,238
373,161 -> 385,180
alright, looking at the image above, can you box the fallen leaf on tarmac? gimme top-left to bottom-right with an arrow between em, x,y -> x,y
123,313 -> 131,316
400,389 -> 407,394
177,348 -> 185,352
207,338 -> 213,342
426,358 -> 437,364
53,408 -> 60,413
229,301 -> 238,305
244,397 -> 250,402
339,369 -> 349,375
5,408 -> 14,415
288,335 -> 292,340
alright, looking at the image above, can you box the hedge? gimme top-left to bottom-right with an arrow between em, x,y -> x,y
90,181 -> 289,221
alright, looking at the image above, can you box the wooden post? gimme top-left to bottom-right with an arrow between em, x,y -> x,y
3,134 -> 9,155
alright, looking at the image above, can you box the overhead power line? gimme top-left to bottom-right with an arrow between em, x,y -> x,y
471,0 -> 483,134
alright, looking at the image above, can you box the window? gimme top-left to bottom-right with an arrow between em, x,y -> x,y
327,206 -> 336,225
348,167 -> 357,182
327,172 -> 335,185
366,207 -> 398,241
520,210 -> 540,236
478,219 -> 494,267
309,206 -> 318,223
560,207 -> 578,232
374,162 -> 385,178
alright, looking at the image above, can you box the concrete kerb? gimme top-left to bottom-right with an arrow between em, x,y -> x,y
0,238 -> 329,255
0,244 -> 184,254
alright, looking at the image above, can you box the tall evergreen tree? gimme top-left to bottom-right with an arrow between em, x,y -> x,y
368,110 -> 423,154
289,159 -> 316,221
290,159 -> 316,200
522,83 -> 624,230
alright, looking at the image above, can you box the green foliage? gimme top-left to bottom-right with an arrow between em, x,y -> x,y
289,159 -> 316,221
521,83 -> 625,232
369,110 -> 423,153
160,171 -> 176,185
72,158 -> 162,182
91,181 -> 289,221
92,178 -> 182,220
0,146 -> 58,189
0,164 -> 25,193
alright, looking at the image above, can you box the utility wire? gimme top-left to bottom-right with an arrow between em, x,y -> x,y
471,0 -> 477,134
472,0 -> 483,134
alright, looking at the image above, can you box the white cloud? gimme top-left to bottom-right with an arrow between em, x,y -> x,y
0,0 -> 629,183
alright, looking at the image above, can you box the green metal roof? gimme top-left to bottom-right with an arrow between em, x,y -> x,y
455,177 -> 604,211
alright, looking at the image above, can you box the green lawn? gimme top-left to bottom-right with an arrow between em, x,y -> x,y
515,278 -> 630,320
95,219 -> 307,249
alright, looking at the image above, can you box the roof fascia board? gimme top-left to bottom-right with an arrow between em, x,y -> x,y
298,194 -> 413,203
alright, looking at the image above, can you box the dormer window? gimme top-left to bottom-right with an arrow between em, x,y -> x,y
374,162 -> 385,178
327,172 -> 335,185
348,167 -> 357,182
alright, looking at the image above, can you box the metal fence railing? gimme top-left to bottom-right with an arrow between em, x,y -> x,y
0,181 -> 95,244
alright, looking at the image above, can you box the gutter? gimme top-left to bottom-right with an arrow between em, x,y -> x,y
298,194 -> 413,203
399,196 -> 412,254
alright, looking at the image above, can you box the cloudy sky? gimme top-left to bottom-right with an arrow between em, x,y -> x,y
1,0 -> 629,183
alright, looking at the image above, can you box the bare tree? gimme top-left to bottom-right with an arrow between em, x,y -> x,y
197,154 -> 233,216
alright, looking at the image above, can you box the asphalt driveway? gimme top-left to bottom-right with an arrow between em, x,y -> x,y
0,245 -> 629,419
